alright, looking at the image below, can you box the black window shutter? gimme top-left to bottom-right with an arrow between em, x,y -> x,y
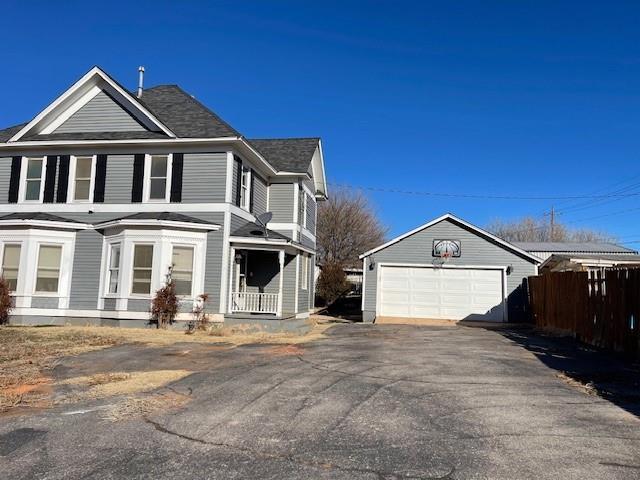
131,154 -> 145,202
249,170 -> 255,213
56,155 -> 70,203
8,157 -> 21,203
94,154 -> 107,203
43,156 -> 58,203
234,157 -> 242,206
170,153 -> 183,203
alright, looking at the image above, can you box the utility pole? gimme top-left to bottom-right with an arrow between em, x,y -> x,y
549,206 -> 555,241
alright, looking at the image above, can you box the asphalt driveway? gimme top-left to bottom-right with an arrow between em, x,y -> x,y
1,323 -> 640,479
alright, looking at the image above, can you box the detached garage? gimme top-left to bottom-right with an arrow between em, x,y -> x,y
360,214 -> 541,323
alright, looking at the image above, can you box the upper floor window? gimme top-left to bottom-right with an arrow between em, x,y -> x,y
23,157 -> 46,202
1,244 -> 21,291
240,165 -> 251,210
71,155 -> 96,202
36,244 -> 62,293
145,154 -> 172,202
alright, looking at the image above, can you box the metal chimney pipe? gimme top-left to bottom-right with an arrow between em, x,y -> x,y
137,66 -> 145,98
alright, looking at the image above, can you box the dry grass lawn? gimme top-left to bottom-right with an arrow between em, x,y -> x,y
0,320 -> 332,413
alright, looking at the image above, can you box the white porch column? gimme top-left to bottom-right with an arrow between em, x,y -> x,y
277,250 -> 285,317
227,246 -> 235,314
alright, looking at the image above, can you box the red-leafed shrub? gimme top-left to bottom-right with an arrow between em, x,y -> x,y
0,277 -> 12,325
150,280 -> 179,329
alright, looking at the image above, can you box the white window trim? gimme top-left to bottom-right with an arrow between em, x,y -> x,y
99,229 -> 206,303
34,243 -> 63,294
239,164 -> 252,211
130,243 -> 156,297
67,154 -> 97,203
0,242 -> 23,293
171,244 -> 196,298
301,254 -> 308,290
104,241 -> 122,297
143,153 -> 173,203
0,230 -> 75,308
302,191 -> 308,229
18,156 -> 48,203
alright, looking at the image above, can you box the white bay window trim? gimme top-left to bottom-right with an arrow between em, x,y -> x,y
0,230 -> 75,309
0,242 -> 23,292
68,154 -> 97,203
18,156 -> 48,203
143,153 -> 173,203
99,229 -> 206,308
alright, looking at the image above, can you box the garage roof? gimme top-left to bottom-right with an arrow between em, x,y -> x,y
360,213 -> 542,263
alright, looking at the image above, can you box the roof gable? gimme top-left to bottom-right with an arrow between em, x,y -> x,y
360,213 -> 541,263
6,66 -> 175,142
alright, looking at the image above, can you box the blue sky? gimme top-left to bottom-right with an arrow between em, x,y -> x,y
2,1 -> 640,243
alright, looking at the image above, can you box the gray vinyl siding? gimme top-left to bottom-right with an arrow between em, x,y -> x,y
230,214 -> 248,233
309,254 -> 316,309
282,254 -> 297,314
31,297 -> 60,309
299,232 -> 315,249
103,155 -> 134,203
68,229 -> 103,309
269,183 -> 294,222
297,254 -> 311,313
128,299 -> 151,312
252,173 -> 268,215
231,159 -> 240,205
362,218 -> 538,322
199,213 -> 225,313
0,158 -> 10,204
54,91 -> 147,133
102,298 -> 117,311
306,195 -> 316,234
182,153 -> 226,203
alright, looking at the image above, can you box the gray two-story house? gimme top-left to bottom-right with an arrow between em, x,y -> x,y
0,67 -> 327,330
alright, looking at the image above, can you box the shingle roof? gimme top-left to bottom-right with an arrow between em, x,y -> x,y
549,253 -> 640,262
248,138 -> 319,173
514,242 -> 636,254
231,222 -> 292,241
0,212 -> 84,223
137,85 -> 241,138
0,122 -> 27,142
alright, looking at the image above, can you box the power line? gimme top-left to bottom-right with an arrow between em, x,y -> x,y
329,182 -> 640,201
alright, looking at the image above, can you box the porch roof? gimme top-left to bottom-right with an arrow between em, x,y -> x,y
230,221 -> 314,254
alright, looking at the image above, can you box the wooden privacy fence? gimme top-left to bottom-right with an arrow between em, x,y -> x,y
528,268 -> 640,359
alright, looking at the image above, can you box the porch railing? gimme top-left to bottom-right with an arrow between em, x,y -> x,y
231,292 -> 279,315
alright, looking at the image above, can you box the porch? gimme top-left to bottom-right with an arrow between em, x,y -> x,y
228,248 -> 291,316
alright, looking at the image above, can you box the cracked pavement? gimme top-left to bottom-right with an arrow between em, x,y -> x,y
1,323 -> 640,479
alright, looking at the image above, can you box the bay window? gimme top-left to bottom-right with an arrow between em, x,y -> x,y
172,246 -> 194,296
107,244 -> 121,294
36,245 -> 62,293
1,244 -> 21,291
132,244 -> 154,294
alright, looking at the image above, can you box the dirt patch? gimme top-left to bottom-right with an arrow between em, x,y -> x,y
60,370 -> 192,401
105,390 -> 190,421
266,344 -> 305,356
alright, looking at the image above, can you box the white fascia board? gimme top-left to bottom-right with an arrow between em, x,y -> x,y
313,140 -> 328,199
359,213 -> 542,264
229,236 -> 315,254
9,66 -> 175,142
93,219 -> 220,231
235,138 -> 278,176
0,220 -> 91,230
0,136 -> 241,149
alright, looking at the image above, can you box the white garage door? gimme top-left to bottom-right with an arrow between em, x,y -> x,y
379,266 -> 505,321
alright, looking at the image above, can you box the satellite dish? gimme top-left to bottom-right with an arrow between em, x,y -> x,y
255,212 -> 273,238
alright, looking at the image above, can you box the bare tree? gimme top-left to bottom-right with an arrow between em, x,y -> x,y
317,189 -> 387,268
486,216 -> 615,242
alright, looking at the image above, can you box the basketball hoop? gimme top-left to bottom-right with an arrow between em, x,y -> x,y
433,251 -> 452,268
